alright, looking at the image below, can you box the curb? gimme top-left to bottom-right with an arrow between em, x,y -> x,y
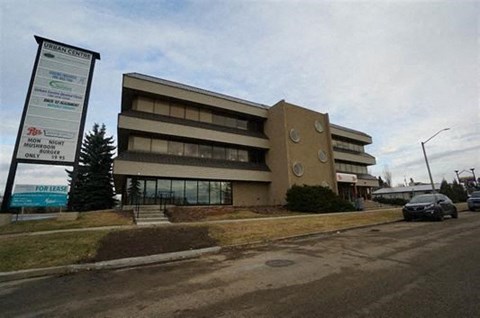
0,246 -> 221,283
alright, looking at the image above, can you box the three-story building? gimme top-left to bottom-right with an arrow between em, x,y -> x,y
113,73 -> 378,208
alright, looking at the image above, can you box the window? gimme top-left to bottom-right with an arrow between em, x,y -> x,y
199,109 -> 212,123
289,128 -> 300,143
213,146 -> 226,160
226,148 -> 238,161
126,178 -> 143,205
238,150 -> 248,162
168,141 -> 184,156
185,106 -> 200,121
132,136 -> 151,152
172,180 -> 185,205
292,162 -> 304,177
210,181 -> 221,204
199,145 -> 212,158
154,100 -> 170,116
220,182 -> 232,204
185,181 -> 198,205
184,143 -> 199,157
212,114 -> 226,126
198,181 -> 210,204
151,139 -> 168,154
170,103 -> 185,118
126,178 -> 232,206
157,179 -> 172,201
224,116 -> 237,128
145,180 -> 157,205
237,119 -> 248,130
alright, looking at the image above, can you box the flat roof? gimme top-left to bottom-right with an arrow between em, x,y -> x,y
125,73 -> 270,109
330,123 -> 372,139
373,184 -> 441,195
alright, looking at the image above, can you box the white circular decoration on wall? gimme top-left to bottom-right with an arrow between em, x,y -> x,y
314,120 -> 324,133
318,149 -> 328,163
289,128 -> 300,143
292,162 -> 304,177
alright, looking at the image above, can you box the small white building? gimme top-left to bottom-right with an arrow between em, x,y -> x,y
372,184 -> 441,200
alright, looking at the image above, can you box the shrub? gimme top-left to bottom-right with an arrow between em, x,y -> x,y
373,197 -> 408,206
286,185 -> 355,213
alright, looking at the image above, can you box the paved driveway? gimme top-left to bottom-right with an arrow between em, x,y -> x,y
2,212 -> 480,317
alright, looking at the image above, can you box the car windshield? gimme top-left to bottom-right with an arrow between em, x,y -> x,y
409,195 -> 436,204
471,192 -> 480,198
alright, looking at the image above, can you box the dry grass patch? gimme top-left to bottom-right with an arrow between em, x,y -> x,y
209,209 -> 403,245
0,231 -> 109,271
202,210 -> 305,221
0,210 -> 133,235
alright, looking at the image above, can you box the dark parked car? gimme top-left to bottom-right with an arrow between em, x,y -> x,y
403,193 -> 458,221
467,191 -> 480,211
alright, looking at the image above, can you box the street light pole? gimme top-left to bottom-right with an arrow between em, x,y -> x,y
421,141 -> 436,193
421,128 -> 450,193
455,170 -> 460,183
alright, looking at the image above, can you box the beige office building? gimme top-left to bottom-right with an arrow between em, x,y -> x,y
113,73 -> 378,207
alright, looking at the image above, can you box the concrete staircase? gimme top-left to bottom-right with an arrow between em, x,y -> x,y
133,205 -> 170,225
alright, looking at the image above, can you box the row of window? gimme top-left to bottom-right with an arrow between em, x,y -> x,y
335,162 -> 368,174
332,140 -> 364,153
133,96 -> 260,132
125,178 -> 233,206
129,136 -> 258,162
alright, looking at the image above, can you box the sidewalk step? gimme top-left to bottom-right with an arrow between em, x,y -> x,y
136,220 -> 171,226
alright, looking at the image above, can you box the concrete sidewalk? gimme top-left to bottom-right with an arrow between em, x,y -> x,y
0,247 -> 221,283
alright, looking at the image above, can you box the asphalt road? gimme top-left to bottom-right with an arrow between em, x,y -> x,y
2,212 -> 480,317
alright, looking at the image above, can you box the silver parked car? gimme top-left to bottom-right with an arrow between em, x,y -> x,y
402,194 -> 458,221
467,191 -> 480,211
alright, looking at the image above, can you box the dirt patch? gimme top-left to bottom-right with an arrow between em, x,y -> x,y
87,226 -> 218,262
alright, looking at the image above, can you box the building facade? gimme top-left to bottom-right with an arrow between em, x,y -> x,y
330,124 -> 378,201
113,73 -> 378,207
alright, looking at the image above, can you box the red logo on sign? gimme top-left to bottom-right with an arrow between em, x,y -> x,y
27,127 -> 43,136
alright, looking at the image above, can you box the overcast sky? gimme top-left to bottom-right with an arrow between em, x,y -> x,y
1,0 -> 479,194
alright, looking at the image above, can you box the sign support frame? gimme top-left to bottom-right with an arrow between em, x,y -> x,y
1,36 -> 100,212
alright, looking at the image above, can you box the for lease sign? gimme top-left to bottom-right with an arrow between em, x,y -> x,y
16,40 -> 94,163
10,184 -> 68,207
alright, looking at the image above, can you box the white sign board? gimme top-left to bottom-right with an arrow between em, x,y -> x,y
16,40 -> 94,163
336,173 -> 358,183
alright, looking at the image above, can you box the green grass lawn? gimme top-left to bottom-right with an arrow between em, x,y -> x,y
0,231 -> 109,271
0,210 -> 133,235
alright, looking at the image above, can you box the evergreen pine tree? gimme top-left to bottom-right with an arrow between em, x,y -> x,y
451,179 -> 468,203
439,179 -> 453,199
67,123 -> 116,211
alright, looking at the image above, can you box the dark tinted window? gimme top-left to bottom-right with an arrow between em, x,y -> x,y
410,195 -> 435,203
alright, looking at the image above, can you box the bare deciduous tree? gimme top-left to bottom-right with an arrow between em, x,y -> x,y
383,166 -> 392,188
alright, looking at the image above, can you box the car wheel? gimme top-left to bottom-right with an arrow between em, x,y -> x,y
436,211 -> 444,221
451,208 -> 458,219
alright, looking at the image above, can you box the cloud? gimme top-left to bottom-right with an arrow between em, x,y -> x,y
1,0 -> 479,193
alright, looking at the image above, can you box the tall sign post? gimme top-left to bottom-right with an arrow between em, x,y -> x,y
1,36 -> 100,212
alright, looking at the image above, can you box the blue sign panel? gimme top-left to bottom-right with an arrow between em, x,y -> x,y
11,193 -> 67,207
10,184 -> 68,207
